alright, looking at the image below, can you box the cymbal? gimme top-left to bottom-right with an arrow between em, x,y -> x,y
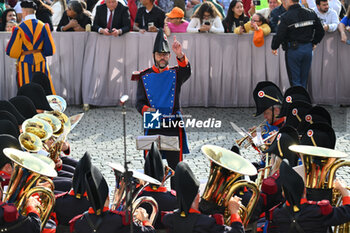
108,162 -> 161,186
201,145 -> 257,176
289,145 -> 348,158
3,148 -> 57,177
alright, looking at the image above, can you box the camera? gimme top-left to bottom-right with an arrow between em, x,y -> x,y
253,0 -> 261,5
204,22 -> 210,25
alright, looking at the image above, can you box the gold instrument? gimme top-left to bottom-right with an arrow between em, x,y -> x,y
19,132 -> 43,153
2,148 -> 57,230
289,145 -> 350,233
44,111 -> 71,137
34,113 -> 62,136
233,121 -> 277,153
22,118 -> 53,141
43,111 -> 71,162
108,163 -> 160,225
46,95 -> 67,113
255,153 -> 272,189
200,145 -> 260,227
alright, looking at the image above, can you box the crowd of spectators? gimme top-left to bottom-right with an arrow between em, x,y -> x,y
0,0 -> 349,44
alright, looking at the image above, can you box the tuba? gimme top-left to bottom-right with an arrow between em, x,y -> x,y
289,145 -> 350,233
108,163 -> 160,225
2,148 -> 57,230
199,145 -> 260,227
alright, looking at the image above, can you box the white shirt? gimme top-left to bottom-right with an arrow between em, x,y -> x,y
307,0 -> 341,16
328,0 -> 341,16
187,16 -> 224,33
24,14 -> 37,21
52,1 -> 64,26
313,7 -> 339,32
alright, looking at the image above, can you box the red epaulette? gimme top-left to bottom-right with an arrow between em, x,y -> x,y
42,229 -> 55,233
55,191 -> 68,199
317,200 -> 333,216
49,212 -> 58,226
170,190 -> 176,196
268,203 -> 282,221
212,213 -> 224,225
161,211 -> 173,224
131,68 -> 150,81
111,210 -> 131,226
69,213 -> 84,233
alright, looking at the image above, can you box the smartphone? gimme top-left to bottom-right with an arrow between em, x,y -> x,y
109,29 -> 113,33
253,0 -> 261,5
204,21 -> 210,25
239,21 -> 244,27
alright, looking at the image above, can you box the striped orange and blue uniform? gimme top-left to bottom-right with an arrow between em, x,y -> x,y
6,18 -> 56,94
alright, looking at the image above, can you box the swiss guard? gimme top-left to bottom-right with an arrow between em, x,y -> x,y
6,0 -> 56,94
134,29 -> 191,189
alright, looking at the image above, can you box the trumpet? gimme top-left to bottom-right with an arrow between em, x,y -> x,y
2,148 -> 57,230
233,121 -> 277,152
199,145 -> 260,227
108,163 -> 160,225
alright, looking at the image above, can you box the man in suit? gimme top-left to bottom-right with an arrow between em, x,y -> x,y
92,0 -> 130,36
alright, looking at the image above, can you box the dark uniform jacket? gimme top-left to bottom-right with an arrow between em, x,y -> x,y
0,203 -> 41,233
53,190 -> 90,226
271,4 -> 325,50
92,3 -> 130,34
135,56 -> 191,155
138,186 -> 177,229
268,197 -> 350,233
163,209 -> 245,233
135,56 -> 191,117
70,207 -> 156,233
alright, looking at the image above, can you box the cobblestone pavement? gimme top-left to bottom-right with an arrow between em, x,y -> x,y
65,105 -> 350,189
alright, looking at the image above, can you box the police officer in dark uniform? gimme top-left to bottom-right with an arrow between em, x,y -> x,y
52,152 -> 92,233
268,160 -> 350,233
138,142 -> 177,231
134,29 -> 191,189
271,0 -> 325,89
69,166 -> 155,233
162,162 -> 244,233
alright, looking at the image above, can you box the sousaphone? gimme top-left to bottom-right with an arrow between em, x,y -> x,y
289,145 -> 350,233
200,145 -> 260,227
2,148 -> 57,230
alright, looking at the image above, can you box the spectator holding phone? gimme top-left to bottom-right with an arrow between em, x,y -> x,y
134,0 -> 165,33
57,0 -> 92,31
187,1 -> 224,33
234,12 -> 270,34
164,7 -> 189,36
222,0 -> 249,33
248,0 -> 281,21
